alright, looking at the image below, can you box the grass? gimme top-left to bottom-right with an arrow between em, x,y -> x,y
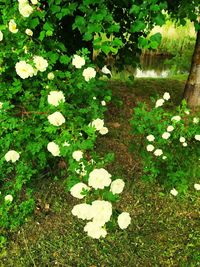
1,78 -> 200,267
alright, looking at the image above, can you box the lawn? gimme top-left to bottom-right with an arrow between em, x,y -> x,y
1,78 -> 200,267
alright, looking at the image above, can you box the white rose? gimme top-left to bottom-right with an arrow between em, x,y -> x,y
110,179 -> 125,194
19,3 -> 33,17
101,65 -> 112,76
99,127 -> 108,135
146,135 -> 155,142
163,92 -> 170,100
72,55 -> 85,69
70,182 -> 90,199
117,212 -> 131,229
146,144 -> 154,152
84,222 -> 107,239
8,19 -> 18,33
91,200 -> 112,226
83,67 -> 96,82
179,137 -> 185,143
154,149 -> 163,156
167,125 -> 174,132
93,97 -> 96,100
91,118 -> 104,131
47,142 -> 60,157
170,188 -> 178,196
48,111 -> 65,126
33,56 -> 48,72
155,99 -> 164,108
194,183 -> 200,191
182,142 -> 187,147
0,30 -> 3,41
171,115 -> 181,122
5,150 -> 20,163
162,132 -> 170,140
0,102 -> 3,109
25,29 -> 33,36
195,135 -> 200,141
47,91 -> 65,106
15,61 -> 34,79
72,150 -> 83,161
5,194 -> 13,202
47,72 -> 55,80
72,203 -> 93,220
88,168 -> 112,190
101,101 -> 106,106
193,117 -> 199,124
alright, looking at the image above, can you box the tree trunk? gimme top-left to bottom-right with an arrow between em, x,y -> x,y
183,30 -> 200,108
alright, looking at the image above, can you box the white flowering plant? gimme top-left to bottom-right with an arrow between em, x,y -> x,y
0,0 -> 131,239
131,93 -> 200,193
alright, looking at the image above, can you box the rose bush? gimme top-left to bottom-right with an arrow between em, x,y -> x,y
131,93 -> 200,193
0,0 -> 130,239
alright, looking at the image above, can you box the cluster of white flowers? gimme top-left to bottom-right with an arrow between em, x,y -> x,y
33,56 -> 48,72
88,168 -> 112,190
5,194 -> 13,202
146,142 -> 163,157
5,150 -> 20,163
195,135 -> 200,141
48,91 -> 65,106
72,150 -> 83,161
83,67 -> 96,82
193,117 -> 199,124
171,115 -> 181,122
155,92 -> 170,108
91,118 -> 108,135
18,0 -> 34,18
47,142 -> 60,157
72,55 -> 85,69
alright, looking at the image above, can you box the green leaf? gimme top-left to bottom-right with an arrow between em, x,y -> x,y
130,21 -> 146,33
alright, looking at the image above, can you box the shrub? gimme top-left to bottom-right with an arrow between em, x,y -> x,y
130,93 -> 200,193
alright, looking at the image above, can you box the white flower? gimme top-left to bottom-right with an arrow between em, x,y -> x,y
72,203 -> 93,220
47,91 -> 65,107
170,188 -> 178,196
33,56 -> 48,72
146,135 -> 155,142
146,144 -> 154,152
72,150 -> 83,161
47,142 -> 60,157
83,67 -> 96,82
47,72 -> 55,80
48,111 -> 65,126
167,125 -> 174,132
110,179 -> 125,194
101,65 -> 112,76
84,222 -> 107,239
31,0 -> 38,4
195,135 -> 200,141
5,194 -> 13,202
171,115 -> 181,122
179,137 -> 185,143
182,142 -> 187,147
193,117 -> 199,124
70,182 -> 90,199
91,118 -> 104,131
117,212 -> 131,229
15,61 -> 34,79
194,183 -> 200,191
101,101 -> 106,106
25,29 -> 33,36
155,99 -> 164,108
5,150 -> 20,163
0,30 -> 3,41
72,55 -> 85,69
8,20 -> 18,33
162,156 -> 167,160
91,200 -> 112,226
88,168 -> 112,190
163,92 -> 170,100
93,97 -> 96,100
185,110 -> 190,115
162,132 -> 170,140
154,149 -> 163,156
99,127 -> 108,135
0,102 -> 3,109
18,0 -> 28,4
19,3 -> 33,17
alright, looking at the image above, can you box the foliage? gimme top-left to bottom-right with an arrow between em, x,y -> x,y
130,94 -> 200,192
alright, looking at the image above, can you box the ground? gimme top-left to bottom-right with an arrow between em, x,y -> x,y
1,78 -> 200,267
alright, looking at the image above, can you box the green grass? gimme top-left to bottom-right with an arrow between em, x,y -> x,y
1,78 -> 200,267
